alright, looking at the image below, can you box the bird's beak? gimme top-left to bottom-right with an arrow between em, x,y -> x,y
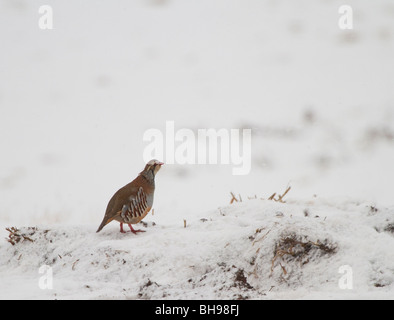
157,162 -> 164,166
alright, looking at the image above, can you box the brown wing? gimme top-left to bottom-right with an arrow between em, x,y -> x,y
96,180 -> 140,232
119,187 -> 150,224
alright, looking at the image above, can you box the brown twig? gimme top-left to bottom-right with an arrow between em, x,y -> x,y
268,193 -> 276,200
277,186 -> 291,203
280,263 -> 287,275
252,229 -> 271,246
72,259 -> 80,271
230,192 -> 238,204
267,186 -> 291,203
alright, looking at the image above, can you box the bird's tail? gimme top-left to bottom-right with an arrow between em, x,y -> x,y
96,218 -> 108,233
96,213 -> 119,232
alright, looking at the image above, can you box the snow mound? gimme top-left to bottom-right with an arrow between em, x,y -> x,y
1,197 -> 394,299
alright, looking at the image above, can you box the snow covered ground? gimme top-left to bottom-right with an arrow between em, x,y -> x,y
1,197 -> 394,299
0,0 -> 394,299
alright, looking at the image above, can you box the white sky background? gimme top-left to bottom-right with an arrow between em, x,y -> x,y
0,0 -> 394,227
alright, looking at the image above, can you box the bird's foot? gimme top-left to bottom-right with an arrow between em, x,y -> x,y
128,224 -> 146,234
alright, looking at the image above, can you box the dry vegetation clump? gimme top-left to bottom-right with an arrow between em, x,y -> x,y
271,234 -> 337,279
5,227 -> 36,245
233,268 -> 253,290
383,223 -> 394,234
271,233 -> 337,276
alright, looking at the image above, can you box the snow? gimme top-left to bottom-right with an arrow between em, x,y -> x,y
1,0 -> 394,299
1,197 -> 394,299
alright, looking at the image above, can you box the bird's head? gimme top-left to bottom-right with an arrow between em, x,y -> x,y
142,159 -> 164,178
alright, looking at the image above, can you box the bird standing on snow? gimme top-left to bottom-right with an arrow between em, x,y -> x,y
96,159 -> 163,234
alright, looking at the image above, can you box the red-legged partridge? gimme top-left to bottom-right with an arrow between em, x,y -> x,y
96,159 -> 163,234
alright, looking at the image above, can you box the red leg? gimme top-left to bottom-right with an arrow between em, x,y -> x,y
128,224 -> 146,234
119,223 -> 126,233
